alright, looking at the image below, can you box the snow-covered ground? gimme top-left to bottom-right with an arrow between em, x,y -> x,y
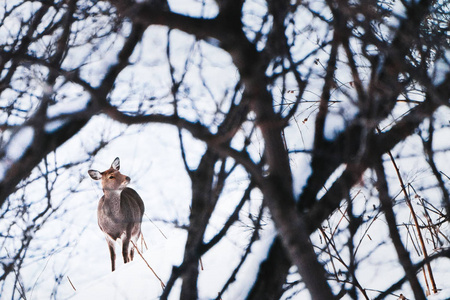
66,195 -> 277,300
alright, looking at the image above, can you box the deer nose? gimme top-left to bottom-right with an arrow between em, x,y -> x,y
125,176 -> 131,182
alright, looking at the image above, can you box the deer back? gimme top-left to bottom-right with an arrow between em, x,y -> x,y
120,187 -> 145,224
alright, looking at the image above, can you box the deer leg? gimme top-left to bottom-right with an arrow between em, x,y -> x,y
130,247 -> 135,261
122,236 -> 131,264
129,231 -> 139,262
109,244 -> 116,271
105,237 -> 116,272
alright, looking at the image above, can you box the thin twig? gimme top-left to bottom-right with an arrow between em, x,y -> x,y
199,257 -> 204,271
145,213 -> 168,240
67,276 -> 76,291
131,240 -> 166,290
385,150 -> 437,294
216,203 -> 265,300
141,233 -> 148,251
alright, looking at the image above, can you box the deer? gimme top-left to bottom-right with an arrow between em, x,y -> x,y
88,157 -> 145,272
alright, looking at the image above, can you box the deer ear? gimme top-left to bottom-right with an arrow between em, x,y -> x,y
88,170 -> 102,180
111,157 -> 120,170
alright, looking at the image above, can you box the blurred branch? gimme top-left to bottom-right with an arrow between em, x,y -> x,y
420,117 -> 450,218
374,156 -> 427,300
384,138 -> 437,295
216,200 -> 265,299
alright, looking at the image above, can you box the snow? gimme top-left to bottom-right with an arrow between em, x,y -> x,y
45,119 -> 68,133
168,0 -> 218,18
431,50 -> 450,86
225,227 -> 276,299
0,126 -> 34,180
68,211 -> 277,300
44,98 -> 89,133
0,164 -> 6,183
291,153 -> 312,198
323,113 -> 346,141
390,0 -> 407,28
47,96 -> 90,120
5,127 -> 34,161
428,289 -> 450,300
70,229 -> 185,300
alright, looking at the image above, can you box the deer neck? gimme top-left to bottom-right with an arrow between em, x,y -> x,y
103,189 -> 123,213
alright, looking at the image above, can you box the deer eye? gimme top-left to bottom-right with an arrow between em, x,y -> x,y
109,175 -> 115,179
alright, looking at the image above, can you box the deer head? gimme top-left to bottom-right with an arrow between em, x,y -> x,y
88,157 -> 130,192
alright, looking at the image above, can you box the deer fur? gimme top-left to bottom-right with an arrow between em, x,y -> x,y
88,157 -> 145,271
